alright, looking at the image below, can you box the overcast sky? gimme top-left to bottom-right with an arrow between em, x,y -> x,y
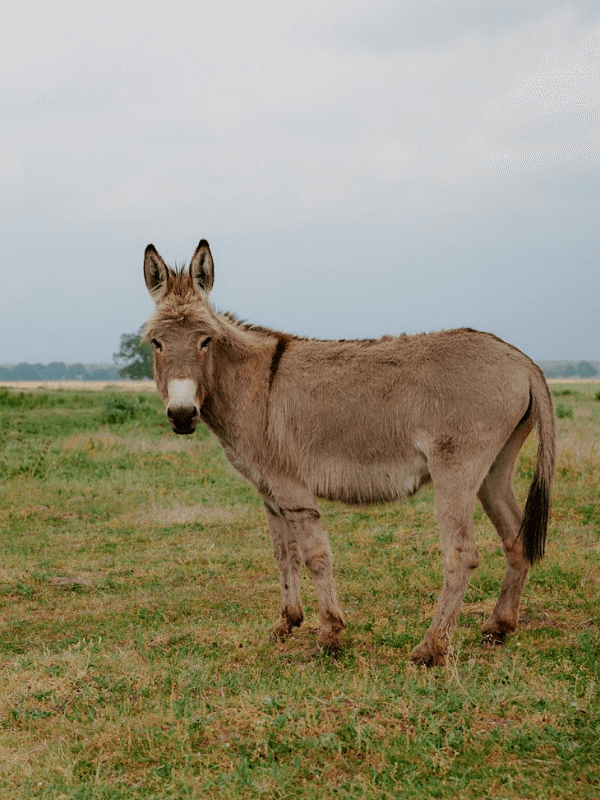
2,1 -> 599,364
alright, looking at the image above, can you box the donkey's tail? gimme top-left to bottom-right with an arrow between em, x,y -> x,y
520,366 -> 556,565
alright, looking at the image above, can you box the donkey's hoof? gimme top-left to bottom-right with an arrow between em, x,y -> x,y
316,629 -> 343,655
410,641 -> 446,667
482,618 -> 515,646
270,610 -> 304,642
481,630 -> 506,647
270,620 -> 292,641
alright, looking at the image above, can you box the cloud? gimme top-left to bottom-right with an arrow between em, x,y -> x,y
484,29 -> 600,173
318,0 -> 599,53
505,32 -> 600,123
484,138 -> 600,172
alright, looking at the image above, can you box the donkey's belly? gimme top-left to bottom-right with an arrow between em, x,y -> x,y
305,453 -> 430,505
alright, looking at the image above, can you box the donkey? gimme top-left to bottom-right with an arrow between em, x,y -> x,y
142,239 -> 555,666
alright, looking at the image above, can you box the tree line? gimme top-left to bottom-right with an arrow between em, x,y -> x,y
0,363 -> 120,381
0,328 -> 151,381
542,361 -> 598,378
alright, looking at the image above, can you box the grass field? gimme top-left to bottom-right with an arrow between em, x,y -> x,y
0,384 -> 598,799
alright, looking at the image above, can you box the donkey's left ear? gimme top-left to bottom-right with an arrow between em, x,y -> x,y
189,239 -> 214,293
144,244 -> 169,302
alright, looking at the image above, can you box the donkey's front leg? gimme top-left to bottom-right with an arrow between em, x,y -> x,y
284,507 -> 346,653
263,501 -> 304,639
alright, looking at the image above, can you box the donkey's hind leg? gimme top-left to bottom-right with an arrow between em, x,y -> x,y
477,420 -> 534,643
411,467 -> 481,667
264,501 -> 304,640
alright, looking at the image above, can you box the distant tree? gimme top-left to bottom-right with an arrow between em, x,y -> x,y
12,363 -> 42,380
65,363 -> 87,380
575,361 -> 597,377
114,326 -> 153,380
84,368 -> 118,381
543,361 -> 598,378
44,362 -> 68,380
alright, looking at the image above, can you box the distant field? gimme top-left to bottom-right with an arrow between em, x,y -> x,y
547,378 -> 600,384
0,380 -> 156,391
0,384 -> 598,799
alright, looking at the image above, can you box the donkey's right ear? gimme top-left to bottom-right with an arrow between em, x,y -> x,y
189,239 -> 214,294
144,244 -> 169,302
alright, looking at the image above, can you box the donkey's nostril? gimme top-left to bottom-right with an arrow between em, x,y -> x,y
167,405 -> 199,433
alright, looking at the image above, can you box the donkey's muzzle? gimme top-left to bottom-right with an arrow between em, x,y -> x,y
167,405 -> 200,435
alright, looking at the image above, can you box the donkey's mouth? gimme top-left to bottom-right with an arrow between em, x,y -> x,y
170,421 -> 197,435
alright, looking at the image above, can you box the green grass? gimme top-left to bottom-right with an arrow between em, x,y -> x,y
0,385 -> 599,799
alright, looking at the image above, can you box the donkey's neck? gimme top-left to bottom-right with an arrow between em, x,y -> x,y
199,313 -> 279,447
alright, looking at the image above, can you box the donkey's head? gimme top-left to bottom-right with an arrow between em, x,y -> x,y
143,240 -> 217,435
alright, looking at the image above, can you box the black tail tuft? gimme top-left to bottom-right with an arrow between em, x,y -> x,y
520,473 -> 550,565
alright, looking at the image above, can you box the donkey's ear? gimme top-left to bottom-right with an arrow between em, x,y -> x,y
189,239 -> 214,293
144,244 -> 169,302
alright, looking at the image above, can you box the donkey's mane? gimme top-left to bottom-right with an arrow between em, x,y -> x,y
220,311 -> 303,341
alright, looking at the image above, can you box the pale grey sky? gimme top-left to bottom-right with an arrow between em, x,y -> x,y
2,1 -> 599,363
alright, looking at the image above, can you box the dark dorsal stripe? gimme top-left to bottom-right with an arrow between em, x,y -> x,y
268,335 -> 290,392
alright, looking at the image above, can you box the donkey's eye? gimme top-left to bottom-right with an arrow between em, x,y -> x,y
199,336 -> 212,352
151,339 -> 163,352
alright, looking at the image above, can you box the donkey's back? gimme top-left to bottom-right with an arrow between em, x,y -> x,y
266,327 -> 539,506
